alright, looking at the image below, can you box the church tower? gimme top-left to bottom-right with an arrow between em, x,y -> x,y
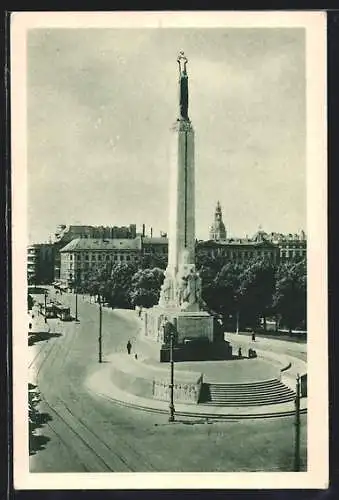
209,201 -> 227,241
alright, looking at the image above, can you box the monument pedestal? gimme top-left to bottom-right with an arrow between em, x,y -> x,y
142,306 -> 213,343
142,306 -> 233,362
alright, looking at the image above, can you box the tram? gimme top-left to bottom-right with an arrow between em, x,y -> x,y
54,304 -> 71,321
43,303 -> 57,319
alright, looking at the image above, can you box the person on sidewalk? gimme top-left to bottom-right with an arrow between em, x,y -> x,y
251,331 -> 256,342
127,340 -> 132,355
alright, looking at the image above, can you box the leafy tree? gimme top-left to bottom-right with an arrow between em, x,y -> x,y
139,254 -> 167,270
106,262 -> 138,308
213,261 -> 245,331
130,267 -> 165,308
273,259 -> 307,333
237,258 -> 276,330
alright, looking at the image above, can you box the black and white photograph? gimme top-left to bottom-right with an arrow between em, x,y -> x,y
11,11 -> 327,489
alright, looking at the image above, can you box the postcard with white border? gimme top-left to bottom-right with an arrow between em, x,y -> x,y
11,10 -> 328,490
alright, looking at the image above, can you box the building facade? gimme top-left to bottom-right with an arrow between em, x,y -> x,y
141,236 -> 168,256
196,238 -> 280,265
53,224 -> 137,279
59,237 -> 142,285
27,243 -> 55,285
267,231 -> 307,262
139,235 -> 280,265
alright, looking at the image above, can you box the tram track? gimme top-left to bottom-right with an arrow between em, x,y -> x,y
57,398 -> 159,472
29,294 -> 171,472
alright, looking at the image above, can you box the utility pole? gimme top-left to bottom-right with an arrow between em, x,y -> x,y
98,295 -> 102,363
168,326 -> 175,423
294,374 -> 301,471
44,291 -> 47,323
75,284 -> 79,322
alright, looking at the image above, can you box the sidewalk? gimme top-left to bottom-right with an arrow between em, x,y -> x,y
28,306 -> 51,334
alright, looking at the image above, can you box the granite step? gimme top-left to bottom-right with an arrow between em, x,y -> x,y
199,379 -> 296,406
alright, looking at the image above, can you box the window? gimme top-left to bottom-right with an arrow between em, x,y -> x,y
70,254 -> 73,261
98,254 -> 102,261
106,255 -> 110,261
126,255 -> 130,261
85,254 -> 89,261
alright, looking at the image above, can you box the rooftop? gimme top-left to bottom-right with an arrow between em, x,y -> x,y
60,237 -> 142,252
198,239 -> 278,248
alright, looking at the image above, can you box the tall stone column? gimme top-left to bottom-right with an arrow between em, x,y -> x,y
159,52 -> 201,312
167,119 -> 195,275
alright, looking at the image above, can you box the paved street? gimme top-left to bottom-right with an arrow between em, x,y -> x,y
29,290 -> 163,472
29,289 -> 306,472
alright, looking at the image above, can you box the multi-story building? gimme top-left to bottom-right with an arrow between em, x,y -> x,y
27,245 -> 39,284
141,236 -> 168,257
138,233 -> 279,265
53,224 -> 137,279
59,237 -> 142,286
27,243 -> 55,285
196,237 -> 280,265
260,229 -> 307,262
268,231 -> 307,262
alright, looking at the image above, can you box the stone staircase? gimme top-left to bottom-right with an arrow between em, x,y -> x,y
199,378 -> 296,407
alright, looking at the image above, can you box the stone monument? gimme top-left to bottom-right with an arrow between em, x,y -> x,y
142,52 -> 232,362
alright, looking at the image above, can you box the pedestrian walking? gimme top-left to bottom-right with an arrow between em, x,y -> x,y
127,340 -> 132,355
134,353 -> 138,360
252,331 -> 256,342
238,347 -> 242,358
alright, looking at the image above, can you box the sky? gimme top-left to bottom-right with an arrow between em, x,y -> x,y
27,27 -> 306,243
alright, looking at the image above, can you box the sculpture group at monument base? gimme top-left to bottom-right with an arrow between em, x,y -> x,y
141,305 -> 233,363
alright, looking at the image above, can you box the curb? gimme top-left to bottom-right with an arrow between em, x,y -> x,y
87,370 -> 308,421
93,386 -> 307,420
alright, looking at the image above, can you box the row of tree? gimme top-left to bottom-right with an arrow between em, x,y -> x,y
74,254 -> 306,334
198,255 -> 306,334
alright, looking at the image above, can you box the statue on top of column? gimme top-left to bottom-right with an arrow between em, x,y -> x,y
177,51 -> 189,121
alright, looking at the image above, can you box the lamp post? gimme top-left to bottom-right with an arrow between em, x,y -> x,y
294,373 -> 301,471
44,291 -> 47,323
75,292 -> 78,321
168,324 -> 175,423
98,294 -> 103,363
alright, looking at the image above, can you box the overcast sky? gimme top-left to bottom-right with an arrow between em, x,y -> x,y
27,27 -> 305,243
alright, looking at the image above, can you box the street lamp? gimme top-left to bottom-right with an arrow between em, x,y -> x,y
164,320 -> 176,423
75,291 -> 78,322
98,294 -> 103,363
294,373 -> 301,471
74,277 -> 79,322
44,290 -> 47,323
